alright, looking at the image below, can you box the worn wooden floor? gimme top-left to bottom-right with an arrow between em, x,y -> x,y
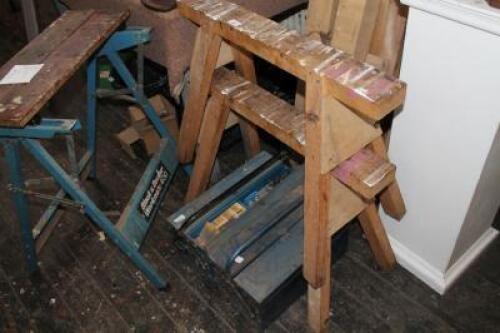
1,6 -> 500,333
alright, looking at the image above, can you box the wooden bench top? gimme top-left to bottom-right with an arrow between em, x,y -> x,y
177,0 -> 406,122
0,10 -> 129,128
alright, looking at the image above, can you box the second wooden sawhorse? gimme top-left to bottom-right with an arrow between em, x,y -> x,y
0,10 -> 178,289
175,0 -> 407,331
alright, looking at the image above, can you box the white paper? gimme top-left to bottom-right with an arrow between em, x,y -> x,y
0,64 -> 44,85
234,256 -> 245,264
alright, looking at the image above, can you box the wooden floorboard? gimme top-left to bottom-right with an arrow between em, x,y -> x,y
0,267 -> 34,332
347,225 -> 500,332
0,204 -> 80,332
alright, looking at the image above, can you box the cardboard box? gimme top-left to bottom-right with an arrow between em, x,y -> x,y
129,94 -> 173,124
116,126 -> 142,159
117,94 -> 179,157
139,114 -> 179,155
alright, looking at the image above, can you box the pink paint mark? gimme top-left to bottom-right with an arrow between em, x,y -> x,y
322,56 -> 355,80
360,77 -> 399,101
332,150 -> 369,182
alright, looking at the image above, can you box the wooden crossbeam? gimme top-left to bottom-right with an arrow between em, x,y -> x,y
212,67 -> 305,155
177,0 -> 406,123
177,25 -> 222,163
332,147 -> 396,200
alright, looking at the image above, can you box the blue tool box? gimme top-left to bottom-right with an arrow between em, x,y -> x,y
168,151 -> 348,327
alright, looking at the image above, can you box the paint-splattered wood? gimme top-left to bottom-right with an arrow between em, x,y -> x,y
177,0 -> 406,122
332,147 -> 396,200
212,67 -> 305,155
0,10 -> 129,128
212,68 -> 394,200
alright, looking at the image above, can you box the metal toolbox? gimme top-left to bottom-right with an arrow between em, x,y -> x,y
168,152 -> 348,327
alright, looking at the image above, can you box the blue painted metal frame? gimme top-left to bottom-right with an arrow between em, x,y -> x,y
0,119 -> 81,139
22,139 -> 166,288
0,27 -> 179,289
117,139 -> 177,250
3,140 -> 38,273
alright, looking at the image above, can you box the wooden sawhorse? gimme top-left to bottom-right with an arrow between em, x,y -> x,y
175,0 -> 407,331
0,10 -> 178,289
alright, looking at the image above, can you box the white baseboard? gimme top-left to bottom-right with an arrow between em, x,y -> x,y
388,227 -> 498,295
443,227 -> 499,291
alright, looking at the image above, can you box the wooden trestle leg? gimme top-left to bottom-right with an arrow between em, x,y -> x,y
232,46 -> 261,158
185,93 -> 230,202
177,25 -> 222,164
358,203 -> 396,270
369,136 -> 406,220
308,236 -> 332,333
303,75 -> 331,289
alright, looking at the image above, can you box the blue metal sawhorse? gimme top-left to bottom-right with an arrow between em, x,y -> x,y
0,27 -> 178,289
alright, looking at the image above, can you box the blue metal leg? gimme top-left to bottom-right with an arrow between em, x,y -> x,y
22,138 -> 167,289
86,58 -> 97,179
3,140 -> 38,273
104,52 -> 174,142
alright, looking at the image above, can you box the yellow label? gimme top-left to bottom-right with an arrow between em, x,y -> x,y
212,202 -> 246,230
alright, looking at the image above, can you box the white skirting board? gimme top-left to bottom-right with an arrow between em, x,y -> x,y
389,227 -> 499,295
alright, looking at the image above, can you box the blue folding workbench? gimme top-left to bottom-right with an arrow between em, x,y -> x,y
0,10 -> 177,289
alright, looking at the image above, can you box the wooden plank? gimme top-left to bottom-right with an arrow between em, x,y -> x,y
331,0 -> 380,61
216,41 -> 234,67
232,45 -> 261,157
300,0 -> 379,112
369,0 -> 408,76
0,10 -> 129,127
306,0 -> 340,36
320,56 -> 406,123
0,10 -> 95,79
0,184 -> 82,331
369,135 -> 406,220
303,75 -> 330,289
0,275 -> 33,332
334,254 -> 457,332
333,147 -> 396,200
212,67 -> 305,155
0,10 -> 95,126
61,225 -> 177,332
317,88 -> 381,173
177,24 -> 222,163
140,248 -> 236,332
307,236 -> 331,333
357,203 -> 396,270
185,94 -> 230,202
294,33 -> 321,112
214,41 -> 241,130
41,237 -> 131,331
177,0 -> 406,122
327,177 -> 367,235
